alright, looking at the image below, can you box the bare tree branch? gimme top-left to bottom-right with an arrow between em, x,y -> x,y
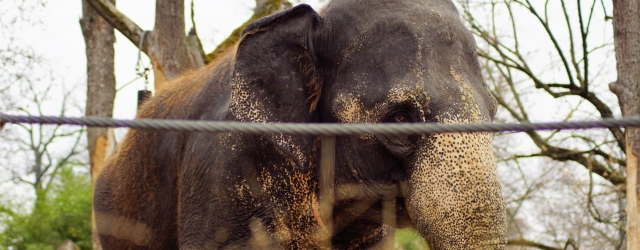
507,238 -> 565,250
44,127 -> 85,193
466,1 -> 627,151
517,0 -> 578,88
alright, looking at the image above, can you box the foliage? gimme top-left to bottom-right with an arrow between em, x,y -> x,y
395,229 -> 429,250
0,166 -> 92,250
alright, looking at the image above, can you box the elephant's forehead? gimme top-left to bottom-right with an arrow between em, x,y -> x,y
326,0 -> 471,46
324,0 -> 495,124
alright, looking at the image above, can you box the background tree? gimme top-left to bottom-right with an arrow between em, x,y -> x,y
0,0 -> 44,114
80,0 -> 116,248
0,0 -> 85,206
0,1 -> 91,249
456,0 -> 628,248
0,60 -> 87,250
610,0 -> 640,248
0,166 -> 93,250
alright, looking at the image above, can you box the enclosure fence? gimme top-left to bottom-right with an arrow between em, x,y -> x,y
3,113 -> 640,135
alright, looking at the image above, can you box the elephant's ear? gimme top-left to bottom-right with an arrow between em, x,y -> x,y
230,5 -> 323,173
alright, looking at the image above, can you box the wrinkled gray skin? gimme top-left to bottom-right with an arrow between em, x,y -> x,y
320,0 -> 506,248
94,0 -> 507,249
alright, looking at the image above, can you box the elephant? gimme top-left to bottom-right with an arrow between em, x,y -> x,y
93,0 -> 507,249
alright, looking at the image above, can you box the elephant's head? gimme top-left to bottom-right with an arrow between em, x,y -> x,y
229,0 -> 506,248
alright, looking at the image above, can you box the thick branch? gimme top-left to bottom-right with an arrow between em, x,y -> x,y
581,91 -> 626,151
525,130 -> 626,186
509,238 -> 578,250
84,0 -> 148,55
86,0 -> 206,89
492,88 -> 625,186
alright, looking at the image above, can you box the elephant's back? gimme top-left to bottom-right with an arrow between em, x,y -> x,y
137,49 -> 235,122
93,50 -> 237,248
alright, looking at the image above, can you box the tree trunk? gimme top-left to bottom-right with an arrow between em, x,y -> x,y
149,0 -> 205,93
610,0 -> 640,248
80,0 -> 117,248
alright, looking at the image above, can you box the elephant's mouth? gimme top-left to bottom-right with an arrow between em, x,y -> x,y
332,182 -> 414,230
395,197 -> 415,229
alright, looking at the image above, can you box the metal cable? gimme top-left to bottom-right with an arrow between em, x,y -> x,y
2,113 -> 640,135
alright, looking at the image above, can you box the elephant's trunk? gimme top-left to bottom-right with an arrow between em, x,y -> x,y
405,131 -> 507,249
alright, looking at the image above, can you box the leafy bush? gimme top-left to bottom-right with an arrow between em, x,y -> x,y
396,228 -> 429,250
0,166 -> 92,250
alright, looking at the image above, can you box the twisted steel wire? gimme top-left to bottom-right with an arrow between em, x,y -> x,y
2,113 -> 640,135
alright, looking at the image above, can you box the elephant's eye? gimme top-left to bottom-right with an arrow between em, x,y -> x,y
395,114 -> 409,123
390,111 -> 414,123
382,109 -> 416,123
